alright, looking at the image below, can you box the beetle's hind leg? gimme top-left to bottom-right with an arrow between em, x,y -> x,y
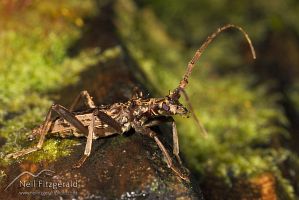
69,90 -> 96,112
73,112 -> 95,168
6,104 -> 89,159
6,106 -> 54,159
73,110 -> 122,168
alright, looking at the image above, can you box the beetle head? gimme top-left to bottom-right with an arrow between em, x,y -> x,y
156,96 -> 189,117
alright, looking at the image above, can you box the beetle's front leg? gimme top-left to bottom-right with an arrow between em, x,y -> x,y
144,117 -> 182,164
133,124 -> 189,181
171,121 -> 182,164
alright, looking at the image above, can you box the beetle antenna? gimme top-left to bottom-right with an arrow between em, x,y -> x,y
181,89 -> 208,137
170,24 -> 256,100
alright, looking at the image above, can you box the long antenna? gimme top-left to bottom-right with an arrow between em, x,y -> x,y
171,24 -> 256,99
181,89 -> 208,137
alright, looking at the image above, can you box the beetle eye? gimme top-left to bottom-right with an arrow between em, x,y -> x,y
162,103 -> 170,111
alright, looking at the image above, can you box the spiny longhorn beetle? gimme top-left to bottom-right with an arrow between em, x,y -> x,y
7,24 -> 256,181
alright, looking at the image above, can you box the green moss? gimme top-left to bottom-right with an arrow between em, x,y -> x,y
26,139 -> 79,163
0,45 -> 121,166
0,1 -> 105,166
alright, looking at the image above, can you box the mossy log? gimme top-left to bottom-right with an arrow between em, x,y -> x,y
0,2 -> 203,199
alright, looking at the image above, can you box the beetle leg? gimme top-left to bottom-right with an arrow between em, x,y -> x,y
96,110 -> 122,133
69,90 -> 96,112
144,117 -> 182,164
6,104 -> 89,159
171,121 -> 182,164
71,109 -> 122,168
73,112 -> 95,168
52,104 -> 89,135
134,125 -> 189,181
181,89 -> 208,137
6,106 -> 54,158
151,133 -> 189,181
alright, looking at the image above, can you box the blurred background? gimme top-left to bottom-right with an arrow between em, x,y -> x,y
0,0 -> 298,199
